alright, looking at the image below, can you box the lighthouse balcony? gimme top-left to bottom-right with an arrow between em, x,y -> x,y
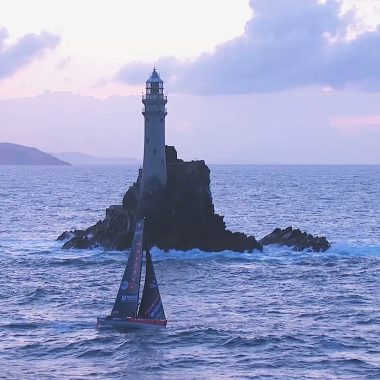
142,107 -> 167,113
142,94 -> 167,101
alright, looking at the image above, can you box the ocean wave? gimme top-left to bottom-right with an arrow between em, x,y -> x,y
150,243 -> 380,264
10,241 -> 379,267
0,322 -> 40,330
327,241 -> 380,257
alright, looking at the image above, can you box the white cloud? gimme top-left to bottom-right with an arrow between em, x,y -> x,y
116,0 -> 380,94
0,27 -> 59,80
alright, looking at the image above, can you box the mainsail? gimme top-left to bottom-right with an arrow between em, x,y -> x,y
111,219 -> 144,317
138,246 -> 166,320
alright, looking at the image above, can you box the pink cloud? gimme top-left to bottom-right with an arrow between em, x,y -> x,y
329,115 -> 380,132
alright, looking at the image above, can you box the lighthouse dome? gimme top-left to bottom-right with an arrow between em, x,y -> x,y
147,68 -> 163,83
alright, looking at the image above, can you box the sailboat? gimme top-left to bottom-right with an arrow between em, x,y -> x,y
97,218 -> 167,329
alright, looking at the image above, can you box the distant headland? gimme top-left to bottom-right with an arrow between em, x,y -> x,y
0,143 -> 70,166
53,152 -> 140,165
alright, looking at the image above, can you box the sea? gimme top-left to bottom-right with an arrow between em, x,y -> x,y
0,165 -> 379,380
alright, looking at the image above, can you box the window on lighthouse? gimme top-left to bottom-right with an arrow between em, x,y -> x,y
147,81 -> 164,95
150,83 -> 159,95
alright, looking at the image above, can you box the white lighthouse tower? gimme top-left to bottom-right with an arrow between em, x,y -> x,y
141,69 -> 168,196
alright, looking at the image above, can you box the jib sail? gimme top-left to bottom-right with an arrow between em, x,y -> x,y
111,219 -> 144,317
138,246 -> 166,320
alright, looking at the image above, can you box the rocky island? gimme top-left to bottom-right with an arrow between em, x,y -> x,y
59,146 -> 330,253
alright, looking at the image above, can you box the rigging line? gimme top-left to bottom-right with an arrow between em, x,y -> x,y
136,243 -> 147,315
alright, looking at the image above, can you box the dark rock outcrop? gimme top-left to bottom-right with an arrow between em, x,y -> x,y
259,227 -> 330,252
59,146 -> 331,253
60,147 -> 262,252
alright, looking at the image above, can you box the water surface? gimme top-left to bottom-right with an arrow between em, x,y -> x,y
0,165 -> 379,379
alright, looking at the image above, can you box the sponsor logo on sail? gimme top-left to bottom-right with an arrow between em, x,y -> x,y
121,295 -> 138,302
120,281 -> 129,290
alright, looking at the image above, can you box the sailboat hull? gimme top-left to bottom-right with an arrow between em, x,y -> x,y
97,316 -> 167,330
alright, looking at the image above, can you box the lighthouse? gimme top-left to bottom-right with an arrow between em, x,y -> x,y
141,68 -> 167,196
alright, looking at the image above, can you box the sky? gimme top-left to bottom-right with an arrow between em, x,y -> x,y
0,0 -> 379,163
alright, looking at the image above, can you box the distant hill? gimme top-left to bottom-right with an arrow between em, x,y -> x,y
0,143 -> 70,165
53,152 -> 140,165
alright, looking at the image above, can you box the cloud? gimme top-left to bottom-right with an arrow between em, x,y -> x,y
116,56 -> 182,86
115,0 -> 380,94
0,27 -> 60,80
55,57 -> 71,71
330,115 -> 380,132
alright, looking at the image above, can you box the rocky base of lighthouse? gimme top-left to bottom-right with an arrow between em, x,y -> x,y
58,147 -> 330,253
